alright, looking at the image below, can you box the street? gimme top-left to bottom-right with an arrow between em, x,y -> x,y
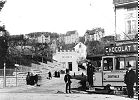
0,74 -> 138,100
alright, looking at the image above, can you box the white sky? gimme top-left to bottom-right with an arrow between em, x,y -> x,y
0,0 -> 115,36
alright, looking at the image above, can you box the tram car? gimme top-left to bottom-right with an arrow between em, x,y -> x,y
93,42 -> 138,91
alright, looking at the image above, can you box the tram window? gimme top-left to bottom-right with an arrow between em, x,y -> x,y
103,58 -> 113,71
116,58 -> 125,70
125,57 -> 136,69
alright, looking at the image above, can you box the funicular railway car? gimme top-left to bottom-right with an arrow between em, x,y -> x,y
93,42 -> 138,93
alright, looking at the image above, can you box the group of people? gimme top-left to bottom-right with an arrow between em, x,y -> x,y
47,71 -> 61,79
54,71 -> 60,77
26,72 -> 40,86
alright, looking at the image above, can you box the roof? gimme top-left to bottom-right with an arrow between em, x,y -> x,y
66,30 -> 77,36
74,42 -> 86,49
86,30 -> 96,35
27,32 -> 49,38
113,0 -> 138,7
86,28 -> 104,35
86,54 -> 104,60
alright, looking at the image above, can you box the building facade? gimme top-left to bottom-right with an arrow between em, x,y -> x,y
53,50 -> 79,74
74,42 -> 87,59
64,30 -> 79,44
84,30 -> 104,42
113,0 -> 138,40
37,34 -> 50,44
58,31 -> 79,45
25,33 -> 51,44
53,42 -> 87,74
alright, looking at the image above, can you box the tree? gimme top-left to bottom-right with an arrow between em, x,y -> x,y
0,0 -> 6,11
85,40 -> 104,56
0,26 -> 9,68
79,36 -> 85,43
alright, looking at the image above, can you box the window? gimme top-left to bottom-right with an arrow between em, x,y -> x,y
115,57 -> 137,70
125,57 -> 136,69
127,7 -> 137,11
116,57 -> 125,70
103,58 -> 113,71
126,20 -> 137,34
132,20 -> 137,33
127,20 -> 131,34
125,6 -> 137,35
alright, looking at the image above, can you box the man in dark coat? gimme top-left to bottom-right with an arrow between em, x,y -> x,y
124,64 -> 136,98
48,71 -> 52,79
34,74 -> 39,86
64,69 -> 72,93
87,61 -> 95,87
26,72 -> 30,85
29,73 -> 35,86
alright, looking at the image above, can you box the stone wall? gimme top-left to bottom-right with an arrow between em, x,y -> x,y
0,72 -> 26,88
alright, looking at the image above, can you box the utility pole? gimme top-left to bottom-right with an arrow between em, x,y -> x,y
114,5 -> 117,41
3,62 -> 6,87
42,33 -> 43,63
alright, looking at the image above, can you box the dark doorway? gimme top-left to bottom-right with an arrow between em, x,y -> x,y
68,62 -> 72,71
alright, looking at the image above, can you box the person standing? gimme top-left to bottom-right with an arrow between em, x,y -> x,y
29,73 -> 35,86
48,71 -> 52,79
124,64 -> 136,98
26,72 -> 30,85
87,61 -> 94,87
64,69 -> 72,93
34,74 -> 39,86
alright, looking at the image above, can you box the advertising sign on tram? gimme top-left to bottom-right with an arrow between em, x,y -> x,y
105,43 -> 138,54
103,72 -> 125,82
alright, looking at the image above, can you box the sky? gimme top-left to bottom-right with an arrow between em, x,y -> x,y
0,0 -> 115,36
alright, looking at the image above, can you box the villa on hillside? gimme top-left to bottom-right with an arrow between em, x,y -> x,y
58,30 -> 79,45
25,33 -> 50,44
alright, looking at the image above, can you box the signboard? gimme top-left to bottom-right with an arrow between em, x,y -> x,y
105,43 -> 138,54
103,72 -> 125,81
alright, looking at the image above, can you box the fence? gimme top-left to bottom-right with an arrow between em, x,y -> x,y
0,68 -> 28,88
0,64 -> 47,88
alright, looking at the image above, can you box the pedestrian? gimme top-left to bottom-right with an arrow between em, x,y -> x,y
57,71 -> 60,77
29,73 -> 35,86
55,71 -> 57,77
82,72 -> 84,77
26,72 -> 30,85
74,72 -> 75,77
34,74 -> 39,86
48,71 -> 52,79
87,61 -> 94,87
124,64 -> 136,98
64,69 -> 72,93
